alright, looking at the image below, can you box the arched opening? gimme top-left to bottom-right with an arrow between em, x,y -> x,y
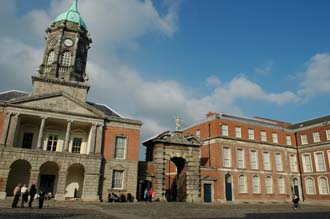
165,157 -> 186,202
225,174 -> 232,201
6,160 -> 31,196
292,178 -> 300,197
39,162 -> 59,196
65,164 -> 85,199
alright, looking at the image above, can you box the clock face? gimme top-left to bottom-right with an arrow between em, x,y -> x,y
64,38 -> 74,47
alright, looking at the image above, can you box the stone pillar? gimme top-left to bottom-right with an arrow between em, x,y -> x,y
6,113 -> 19,147
64,120 -> 72,152
37,117 -> 47,150
89,124 -> 96,154
0,169 -> 9,200
186,160 -> 201,203
55,171 -> 67,201
0,112 -> 11,146
95,125 -> 103,154
153,146 -> 166,202
82,172 -> 100,201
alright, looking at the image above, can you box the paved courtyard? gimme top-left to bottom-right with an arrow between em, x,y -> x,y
0,200 -> 330,219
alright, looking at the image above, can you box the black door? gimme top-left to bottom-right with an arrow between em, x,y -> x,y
293,178 -> 299,198
39,175 -> 55,194
225,174 -> 232,201
203,184 -> 212,202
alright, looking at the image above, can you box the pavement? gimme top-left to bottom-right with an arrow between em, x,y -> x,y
0,199 -> 330,219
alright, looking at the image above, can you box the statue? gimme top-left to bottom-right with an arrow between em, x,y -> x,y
175,116 -> 183,131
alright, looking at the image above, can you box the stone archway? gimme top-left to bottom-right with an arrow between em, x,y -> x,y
39,161 -> 59,196
65,163 -> 85,199
143,131 -> 202,203
6,160 -> 31,196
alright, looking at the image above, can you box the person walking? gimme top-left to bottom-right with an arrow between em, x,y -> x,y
292,194 -> 300,210
28,184 -> 37,208
38,189 -> 45,209
11,184 -> 21,208
20,184 -> 29,208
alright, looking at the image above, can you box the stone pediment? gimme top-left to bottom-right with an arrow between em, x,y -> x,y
143,131 -> 202,147
7,92 -> 105,118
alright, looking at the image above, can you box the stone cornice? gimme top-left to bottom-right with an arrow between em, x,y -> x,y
32,76 -> 90,90
106,116 -> 142,126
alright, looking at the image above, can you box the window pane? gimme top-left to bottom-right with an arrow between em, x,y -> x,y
250,150 -> 258,169
72,138 -> 82,154
253,176 -> 260,193
266,176 -> 273,194
47,51 -> 55,66
272,133 -> 278,143
248,129 -> 254,140
313,132 -> 320,143
278,177 -> 285,194
275,153 -> 282,171
319,177 -> 329,194
301,135 -> 308,145
306,178 -> 315,194
235,127 -> 241,138
223,147 -> 231,167
261,131 -> 267,142
290,154 -> 297,172
112,170 -> 123,189
263,152 -> 271,170
114,136 -> 127,159
237,149 -> 245,168
222,125 -> 228,136
239,175 -> 246,193
316,152 -> 325,171
303,154 -> 312,172
22,133 -> 33,149
286,135 -> 292,145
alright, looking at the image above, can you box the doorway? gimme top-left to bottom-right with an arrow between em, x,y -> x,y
203,183 -> 212,202
39,175 -> 55,194
225,174 -> 232,201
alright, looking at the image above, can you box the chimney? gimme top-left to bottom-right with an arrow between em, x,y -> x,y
206,112 -> 218,118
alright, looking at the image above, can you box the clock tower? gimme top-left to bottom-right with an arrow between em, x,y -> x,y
32,0 -> 92,101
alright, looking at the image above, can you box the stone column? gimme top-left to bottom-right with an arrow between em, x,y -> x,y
186,160 -> 201,203
89,124 -> 96,154
95,125 -> 103,154
6,113 -> 19,147
64,120 -> 72,152
0,112 -> 11,146
37,117 -> 47,150
82,173 -> 100,201
55,171 -> 67,201
153,146 -> 166,202
0,169 -> 9,200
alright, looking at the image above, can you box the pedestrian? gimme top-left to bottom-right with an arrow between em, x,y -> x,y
20,184 -> 29,208
143,188 -> 149,202
11,184 -> 21,208
38,189 -> 45,209
292,194 -> 300,210
28,184 -> 37,208
148,187 -> 154,202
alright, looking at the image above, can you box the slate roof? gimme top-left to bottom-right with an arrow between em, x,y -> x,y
0,90 -> 30,102
86,102 -> 122,118
288,115 -> 330,130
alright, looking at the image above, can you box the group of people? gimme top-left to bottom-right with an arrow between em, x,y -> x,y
143,187 -> 155,202
11,183 -> 45,209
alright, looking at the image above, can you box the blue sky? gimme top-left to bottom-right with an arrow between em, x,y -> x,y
1,0 -> 330,158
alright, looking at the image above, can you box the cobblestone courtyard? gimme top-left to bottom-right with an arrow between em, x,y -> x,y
0,201 -> 330,219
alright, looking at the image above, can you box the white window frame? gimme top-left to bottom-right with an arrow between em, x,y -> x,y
318,176 -> 329,195
196,129 -> 201,138
286,135 -> 292,145
261,131 -> 267,142
302,153 -> 313,172
223,147 -> 231,168
301,134 -> 308,145
235,126 -> 241,138
313,132 -> 321,143
250,150 -> 258,170
305,177 -> 315,194
112,170 -> 124,189
263,152 -> 271,171
272,133 -> 278,144
289,154 -> 298,172
265,176 -> 273,194
253,175 -> 260,194
114,136 -> 127,159
237,148 -> 245,169
239,175 -> 247,193
314,151 -> 326,172
275,153 -> 283,171
221,124 -> 228,136
326,129 -> 330,141
278,176 -> 285,194
248,128 -> 254,140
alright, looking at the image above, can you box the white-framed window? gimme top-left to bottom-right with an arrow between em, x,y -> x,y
222,124 -> 228,136
112,170 -> 124,189
196,129 -> 201,138
326,129 -> 330,141
250,150 -> 258,170
239,175 -> 247,193
47,51 -> 55,66
318,177 -> 329,194
272,133 -> 278,144
278,176 -> 285,194
253,175 -> 260,193
114,136 -> 127,159
286,135 -> 292,145
301,134 -> 308,145
248,128 -> 254,140
237,148 -> 245,168
261,131 -> 267,142
235,126 -> 241,138
265,176 -> 273,194
315,152 -> 326,172
263,152 -> 271,170
275,153 -> 283,171
47,135 -> 58,152
72,137 -> 82,154
223,147 -> 231,168
302,153 -> 312,172
289,154 -> 298,172
313,132 -> 321,143
305,178 -> 315,194
61,51 -> 72,66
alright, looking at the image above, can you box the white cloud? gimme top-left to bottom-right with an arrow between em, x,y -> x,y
206,75 -> 222,87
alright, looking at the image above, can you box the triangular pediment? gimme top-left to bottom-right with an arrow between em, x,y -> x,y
8,92 -> 105,118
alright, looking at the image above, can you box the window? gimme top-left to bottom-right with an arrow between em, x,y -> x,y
248,128 -> 254,140
235,127 -> 241,138
302,154 -> 312,172
114,136 -> 127,159
222,124 -> 228,136
305,178 -> 315,194
275,153 -> 283,171
312,132 -> 320,143
223,147 -> 231,167
72,138 -> 82,154
237,149 -> 245,169
278,176 -> 285,194
286,135 -> 292,145
263,152 -> 271,170
61,51 -> 71,66
265,176 -> 273,194
272,133 -> 278,143
239,175 -> 246,193
76,57 -> 83,72
261,131 -> 267,142
253,175 -> 260,193
47,135 -> 58,152
318,177 -> 329,194
22,133 -> 33,149
250,150 -> 258,169
326,129 -> 330,141
196,129 -> 200,138
112,170 -> 124,189
301,134 -> 308,145
290,154 -> 298,172
315,152 -> 326,171
47,51 -> 55,66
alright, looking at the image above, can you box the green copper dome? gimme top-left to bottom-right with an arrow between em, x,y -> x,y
54,0 -> 87,29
